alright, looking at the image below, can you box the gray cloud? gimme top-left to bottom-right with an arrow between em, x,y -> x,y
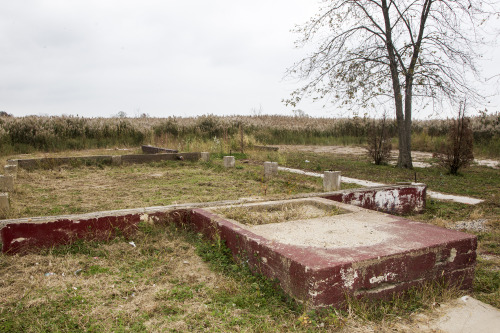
0,1 -> 497,118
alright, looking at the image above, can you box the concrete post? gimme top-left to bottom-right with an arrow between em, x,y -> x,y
201,152 -> 210,162
4,165 -> 18,179
0,175 -> 14,192
111,155 -> 122,166
264,162 -> 278,178
323,171 -> 341,192
0,192 -> 9,214
223,156 -> 235,168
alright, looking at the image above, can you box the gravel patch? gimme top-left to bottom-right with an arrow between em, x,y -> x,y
449,219 -> 489,232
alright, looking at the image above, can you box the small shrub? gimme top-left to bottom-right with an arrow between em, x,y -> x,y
366,115 -> 392,165
436,102 -> 474,175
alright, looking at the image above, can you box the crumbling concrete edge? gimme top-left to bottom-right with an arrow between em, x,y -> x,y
0,184 -> 426,254
187,205 -> 476,308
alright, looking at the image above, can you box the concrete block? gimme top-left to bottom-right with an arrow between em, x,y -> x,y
264,161 -> 278,178
323,171 -> 341,192
201,152 -> 210,162
111,155 -> 122,166
0,175 -> 14,192
6,159 -> 18,166
4,165 -> 17,179
223,156 -> 235,168
0,193 -> 9,213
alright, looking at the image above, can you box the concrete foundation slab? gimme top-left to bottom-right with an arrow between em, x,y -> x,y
430,296 -> 500,333
191,197 -> 476,308
0,184 -> 428,254
11,152 -> 201,170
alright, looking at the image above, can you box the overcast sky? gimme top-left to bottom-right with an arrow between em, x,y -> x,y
0,0 -> 498,119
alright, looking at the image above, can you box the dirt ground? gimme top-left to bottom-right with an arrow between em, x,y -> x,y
276,145 -> 500,169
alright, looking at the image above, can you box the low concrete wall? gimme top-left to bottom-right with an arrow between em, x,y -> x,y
11,152 -> 201,170
121,152 -> 200,164
1,214 -> 140,254
0,199 -> 261,254
12,156 -> 113,170
319,183 -> 427,214
0,184 -> 426,254
253,145 -> 279,151
141,145 -> 178,154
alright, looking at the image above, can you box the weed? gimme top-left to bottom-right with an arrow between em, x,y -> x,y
366,114 -> 392,165
435,103 -> 474,175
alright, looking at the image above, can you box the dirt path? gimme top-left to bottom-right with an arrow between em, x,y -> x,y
275,145 -> 500,169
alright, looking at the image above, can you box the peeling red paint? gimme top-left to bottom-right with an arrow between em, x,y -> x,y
321,185 -> 426,214
1,215 -> 140,254
188,205 -> 476,308
0,184 -> 474,309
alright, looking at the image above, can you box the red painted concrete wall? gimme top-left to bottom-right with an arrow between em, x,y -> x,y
188,208 -> 476,308
1,214 -> 140,254
0,185 -> 426,254
320,184 -> 426,214
0,209 -> 191,254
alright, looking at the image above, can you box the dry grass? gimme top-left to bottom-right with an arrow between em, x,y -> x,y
2,113 -> 499,158
7,159 -> 329,219
0,222 -> 465,332
0,148 -> 497,331
0,223 -> 299,332
215,202 -> 343,226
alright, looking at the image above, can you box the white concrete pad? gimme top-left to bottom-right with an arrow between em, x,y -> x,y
429,296 -> 500,333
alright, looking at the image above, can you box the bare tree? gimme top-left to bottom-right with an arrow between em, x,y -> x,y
285,0 -> 496,168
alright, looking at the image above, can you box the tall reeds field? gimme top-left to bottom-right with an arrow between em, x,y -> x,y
0,113 -> 499,157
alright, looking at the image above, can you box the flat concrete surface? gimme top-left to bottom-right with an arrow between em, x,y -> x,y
219,198 -> 474,261
201,197 -> 476,307
423,296 -> 500,333
249,207 -> 396,249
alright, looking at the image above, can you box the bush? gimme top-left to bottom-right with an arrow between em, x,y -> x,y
366,116 -> 392,165
435,103 -> 474,175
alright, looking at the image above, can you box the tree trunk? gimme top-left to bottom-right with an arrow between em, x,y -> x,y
397,75 -> 414,169
397,123 -> 413,168
395,99 -> 413,169
381,0 -> 413,169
